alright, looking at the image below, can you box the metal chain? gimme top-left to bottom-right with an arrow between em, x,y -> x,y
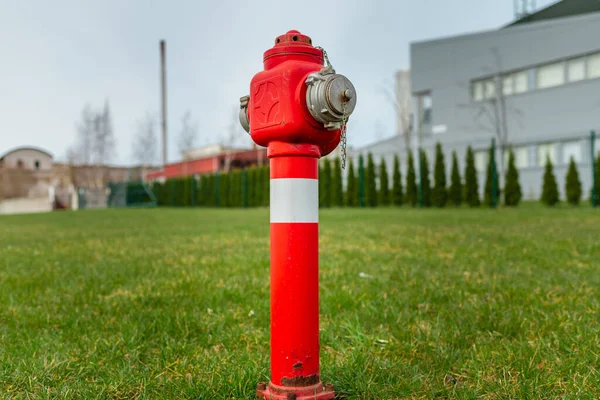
316,46 -> 349,169
315,46 -> 333,70
340,102 -> 348,169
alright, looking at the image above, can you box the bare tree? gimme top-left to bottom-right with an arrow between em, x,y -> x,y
220,106 -> 247,172
71,104 -> 95,165
178,110 -> 199,158
374,120 -> 386,141
459,48 -> 523,185
132,112 -> 158,167
93,100 -> 116,166
66,104 -> 98,188
381,69 -> 413,153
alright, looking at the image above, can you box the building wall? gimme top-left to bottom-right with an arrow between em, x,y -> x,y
408,11 -> 600,199
0,148 -> 53,199
394,70 -> 412,137
1,148 -> 53,171
0,196 -> 53,215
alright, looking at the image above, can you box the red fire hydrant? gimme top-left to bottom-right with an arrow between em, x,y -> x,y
239,30 -> 356,399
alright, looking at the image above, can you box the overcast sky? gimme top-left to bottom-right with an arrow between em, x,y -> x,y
0,0 -> 555,165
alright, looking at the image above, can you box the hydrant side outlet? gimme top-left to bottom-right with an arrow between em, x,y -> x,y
241,29 -> 355,400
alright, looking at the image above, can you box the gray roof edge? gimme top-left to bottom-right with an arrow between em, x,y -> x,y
410,9 -> 600,49
0,146 -> 54,161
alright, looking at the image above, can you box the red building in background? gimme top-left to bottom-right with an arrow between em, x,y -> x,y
145,144 -> 267,181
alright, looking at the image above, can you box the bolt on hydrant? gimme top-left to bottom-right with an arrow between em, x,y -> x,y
239,30 -> 356,400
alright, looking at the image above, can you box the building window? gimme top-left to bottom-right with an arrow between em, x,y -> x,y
536,62 -> 565,89
17,159 -> 24,168
472,78 -> 497,101
562,141 -> 581,164
588,53 -> 600,79
567,57 -> 586,82
34,160 -> 40,170
472,81 -> 484,101
502,75 -> 514,96
504,147 -> 529,169
474,151 -> 487,172
515,147 -> 529,168
484,79 -> 496,99
514,71 -> 529,94
472,51 -> 600,101
417,93 -> 432,125
537,143 -> 557,167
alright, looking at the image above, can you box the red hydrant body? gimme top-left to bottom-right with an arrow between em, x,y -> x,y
239,30 -> 356,400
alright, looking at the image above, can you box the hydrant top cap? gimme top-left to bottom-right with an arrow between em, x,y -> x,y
264,30 -> 323,64
274,30 -> 313,46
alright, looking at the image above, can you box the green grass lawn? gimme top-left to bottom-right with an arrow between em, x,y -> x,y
0,207 -> 599,399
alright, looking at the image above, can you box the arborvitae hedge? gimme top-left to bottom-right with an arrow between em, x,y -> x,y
541,156 -> 559,206
432,142 -> 448,208
419,149 -> 432,207
262,166 -> 270,207
219,173 -> 229,207
346,158 -> 358,207
379,157 -> 390,206
358,155 -> 366,207
406,151 -> 418,207
565,157 -> 582,205
464,146 -> 480,207
504,148 -> 522,206
321,158 -> 332,208
206,174 -> 216,206
332,157 -> 344,207
318,163 -> 324,208
484,146 -> 498,207
593,154 -> 600,205
256,167 -> 264,207
392,155 -> 403,206
449,151 -> 462,206
366,153 -> 377,207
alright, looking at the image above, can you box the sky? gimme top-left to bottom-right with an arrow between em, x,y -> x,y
0,0 -> 556,165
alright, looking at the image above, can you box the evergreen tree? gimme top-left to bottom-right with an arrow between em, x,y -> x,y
358,154 -> 366,207
332,157 -> 344,207
318,162 -> 325,208
432,142 -> 448,207
218,173 -> 228,207
263,165 -> 270,207
464,146 -> 480,207
203,175 -> 211,207
504,148 -> 522,206
540,155 -> 559,206
448,151 -> 462,206
346,158 -> 358,207
593,154 -> 600,205
210,172 -> 221,207
321,158 -> 332,207
228,171 -> 236,207
199,175 -> 207,206
419,149 -> 432,207
392,154 -> 403,206
366,153 -> 378,207
483,146 -> 498,207
235,170 -> 243,207
378,157 -> 390,206
246,168 -> 254,207
406,150 -> 418,207
565,157 -> 582,205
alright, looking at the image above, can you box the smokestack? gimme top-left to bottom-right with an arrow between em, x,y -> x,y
160,40 -> 167,167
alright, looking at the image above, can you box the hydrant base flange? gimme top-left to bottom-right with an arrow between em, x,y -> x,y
256,381 -> 335,400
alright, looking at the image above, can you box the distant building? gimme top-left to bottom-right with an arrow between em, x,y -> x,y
353,0 -> 600,200
0,146 -> 54,199
146,144 -> 267,181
